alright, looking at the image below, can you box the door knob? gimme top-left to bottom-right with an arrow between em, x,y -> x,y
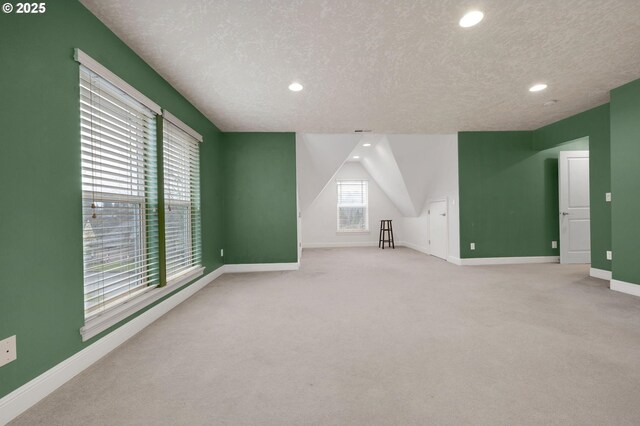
561,212 -> 569,216
440,213 -> 446,216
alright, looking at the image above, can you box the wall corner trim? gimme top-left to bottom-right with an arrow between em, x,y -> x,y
223,263 -> 300,273
610,279 -> 640,297
458,256 -> 559,266
0,267 -> 225,425
590,268 -> 612,281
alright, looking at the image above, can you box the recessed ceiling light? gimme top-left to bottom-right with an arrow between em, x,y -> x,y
459,11 -> 484,28
353,155 -> 360,159
543,100 -> 558,106
362,143 -> 372,147
529,83 -> 548,92
288,82 -> 303,92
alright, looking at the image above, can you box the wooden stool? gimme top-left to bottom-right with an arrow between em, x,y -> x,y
378,219 -> 395,249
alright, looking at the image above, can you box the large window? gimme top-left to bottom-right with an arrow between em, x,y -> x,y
163,116 -> 202,281
337,180 -> 369,232
77,50 -> 204,338
80,65 -> 160,319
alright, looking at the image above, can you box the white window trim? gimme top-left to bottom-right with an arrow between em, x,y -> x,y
162,110 -> 203,142
74,48 -> 161,114
80,266 -> 204,341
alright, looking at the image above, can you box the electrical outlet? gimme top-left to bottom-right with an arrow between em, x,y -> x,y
220,249 -> 224,257
606,251 -> 612,260
0,335 -> 17,368
605,192 -> 612,202
552,241 -> 558,249
470,243 -> 476,250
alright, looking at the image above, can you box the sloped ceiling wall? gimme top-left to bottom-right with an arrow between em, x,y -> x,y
387,134 -> 459,215
359,136 -> 417,217
296,133 -> 361,214
297,133 -> 459,218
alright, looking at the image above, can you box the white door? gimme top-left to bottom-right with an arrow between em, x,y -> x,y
429,200 -> 448,260
559,151 -> 590,264
297,189 -> 302,261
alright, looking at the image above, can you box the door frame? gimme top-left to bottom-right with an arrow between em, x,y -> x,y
427,197 -> 449,259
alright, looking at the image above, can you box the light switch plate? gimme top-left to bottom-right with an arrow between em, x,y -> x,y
552,241 -> 558,249
605,192 -> 612,202
220,249 -> 224,257
0,335 -> 17,368
470,243 -> 476,250
606,251 -> 612,260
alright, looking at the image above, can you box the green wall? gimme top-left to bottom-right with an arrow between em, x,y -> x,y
458,131 -> 589,259
458,104 -> 611,264
534,104 -> 611,270
610,79 -> 640,285
222,133 -> 298,264
0,0 -> 223,398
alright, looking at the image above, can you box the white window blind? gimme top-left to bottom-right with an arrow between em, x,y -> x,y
163,119 -> 202,281
337,180 -> 369,232
80,65 -> 160,320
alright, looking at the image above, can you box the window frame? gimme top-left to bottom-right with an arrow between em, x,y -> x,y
336,179 -> 370,233
76,49 -> 204,342
162,112 -> 203,284
81,195 -> 152,319
79,63 -> 161,323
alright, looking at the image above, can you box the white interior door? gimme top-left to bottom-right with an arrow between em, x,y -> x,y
297,187 -> 302,261
429,200 -> 448,260
559,151 -> 590,264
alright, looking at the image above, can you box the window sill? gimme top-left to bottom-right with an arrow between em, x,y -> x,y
336,230 -> 370,235
80,266 -> 205,342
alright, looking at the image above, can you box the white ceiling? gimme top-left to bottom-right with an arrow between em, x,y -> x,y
81,0 -> 640,133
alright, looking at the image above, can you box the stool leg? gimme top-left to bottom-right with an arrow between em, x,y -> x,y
378,220 -> 383,248
389,220 -> 395,249
384,221 -> 389,249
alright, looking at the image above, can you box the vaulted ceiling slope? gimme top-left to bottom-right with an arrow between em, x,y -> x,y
360,136 -> 417,217
297,133 -> 459,218
81,0 -> 640,133
296,134 -> 361,215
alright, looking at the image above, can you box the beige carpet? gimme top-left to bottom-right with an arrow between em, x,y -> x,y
11,247 -> 640,425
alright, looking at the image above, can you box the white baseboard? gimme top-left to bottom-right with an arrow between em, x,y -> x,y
399,241 -> 430,255
302,241 -> 379,248
459,256 -> 560,266
448,256 -> 462,265
223,262 -> 299,273
590,268 -> 612,281
610,279 -> 640,297
0,267 -> 224,425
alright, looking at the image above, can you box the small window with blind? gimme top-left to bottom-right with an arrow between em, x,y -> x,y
337,180 -> 369,232
80,65 -> 160,320
163,116 -> 202,282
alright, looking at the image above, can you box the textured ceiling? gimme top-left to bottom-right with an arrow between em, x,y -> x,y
80,0 -> 640,133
